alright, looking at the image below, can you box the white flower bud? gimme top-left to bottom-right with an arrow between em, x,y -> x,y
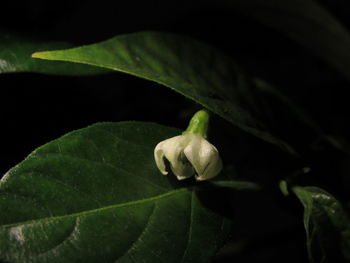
154,133 -> 222,181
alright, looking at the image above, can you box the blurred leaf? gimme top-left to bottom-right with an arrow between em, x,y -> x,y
211,180 -> 260,190
0,121 -> 258,262
293,186 -> 350,263
253,79 -> 321,133
252,79 -> 323,152
32,31 -> 297,155
224,0 -> 350,82
0,34 -> 108,75
279,180 -> 289,196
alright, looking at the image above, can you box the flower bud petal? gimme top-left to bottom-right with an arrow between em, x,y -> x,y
154,133 -> 222,181
183,134 -> 223,180
154,141 -> 168,175
154,135 -> 194,180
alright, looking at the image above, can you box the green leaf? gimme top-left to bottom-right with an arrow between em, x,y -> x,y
252,79 -> 324,152
0,121 -> 257,263
279,180 -> 289,196
224,0 -> 350,82
0,34 -> 108,75
293,186 -> 350,263
32,31 -> 296,155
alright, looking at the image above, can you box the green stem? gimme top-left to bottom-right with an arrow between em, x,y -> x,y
183,110 -> 210,138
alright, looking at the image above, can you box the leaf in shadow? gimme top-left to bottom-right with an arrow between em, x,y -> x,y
222,0 -> 350,82
293,186 -> 350,263
32,31 -> 297,155
0,34 -> 108,75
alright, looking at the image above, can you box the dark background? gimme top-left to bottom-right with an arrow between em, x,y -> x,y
1,0 -> 350,262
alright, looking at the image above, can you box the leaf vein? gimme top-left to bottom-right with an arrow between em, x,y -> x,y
180,191 -> 194,263
115,203 -> 156,263
2,188 -> 189,228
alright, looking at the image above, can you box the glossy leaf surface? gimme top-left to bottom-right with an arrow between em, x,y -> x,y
294,186 -> 350,263
32,31 -> 296,154
0,122 -> 256,262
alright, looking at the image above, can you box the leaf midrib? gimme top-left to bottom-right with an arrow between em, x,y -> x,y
1,187 -> 189,229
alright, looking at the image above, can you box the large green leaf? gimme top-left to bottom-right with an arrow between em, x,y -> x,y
223,0 -> 350,82
293,186 -> 350,263
0,121 -> 256,262
32,31 -> 296,155
0,34 -> 107,75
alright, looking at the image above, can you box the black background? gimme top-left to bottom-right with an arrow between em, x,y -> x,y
1,0 -> 350,262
